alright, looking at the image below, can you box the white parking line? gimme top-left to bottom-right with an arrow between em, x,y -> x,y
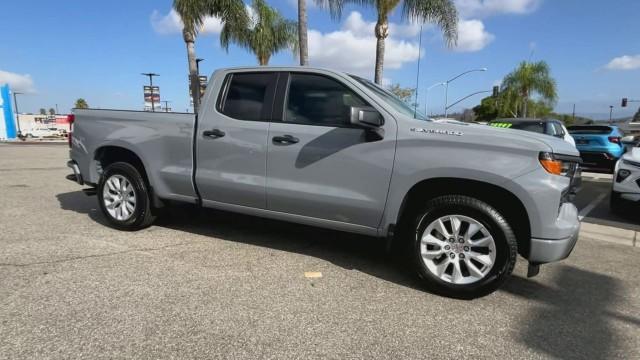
578,193 -> 608,221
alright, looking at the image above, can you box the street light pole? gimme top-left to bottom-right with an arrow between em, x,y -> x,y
13,91 -> 23,134
162,100 -> 171,112
444,68 -> 487,117
141,73 -> 160,112
609,105 -> 614,124
425,82 -> 445,117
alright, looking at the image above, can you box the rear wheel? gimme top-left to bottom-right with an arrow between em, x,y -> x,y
97,162 -> 156,230
411,195 -> 517,298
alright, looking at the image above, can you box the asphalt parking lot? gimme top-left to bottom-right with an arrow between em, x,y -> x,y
1,144 -> 639,359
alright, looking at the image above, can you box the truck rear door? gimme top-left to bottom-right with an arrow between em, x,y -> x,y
195,71 -> 278,209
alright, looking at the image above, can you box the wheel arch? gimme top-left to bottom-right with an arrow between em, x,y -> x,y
93,145 -> 162,208
394,178 -> 531,257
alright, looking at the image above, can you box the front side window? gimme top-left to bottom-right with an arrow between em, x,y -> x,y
285,73 -> 367,126
221,72 -> 276,121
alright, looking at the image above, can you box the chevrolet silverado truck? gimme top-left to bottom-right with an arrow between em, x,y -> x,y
67,67 -> 581,297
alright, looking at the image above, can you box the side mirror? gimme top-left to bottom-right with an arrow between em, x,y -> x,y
621,135 -> 635,144
350,106 -> 383,128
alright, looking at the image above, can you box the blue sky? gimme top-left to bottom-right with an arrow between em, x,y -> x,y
1,0 -> 639,119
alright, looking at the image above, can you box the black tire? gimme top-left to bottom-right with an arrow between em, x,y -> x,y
97,162 -> 156,231
410,195 -> 517,299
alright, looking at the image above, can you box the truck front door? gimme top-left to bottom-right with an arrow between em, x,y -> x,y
266,72 -> 396,230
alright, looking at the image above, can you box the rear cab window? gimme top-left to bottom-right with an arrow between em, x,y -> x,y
218,72 -> 278,121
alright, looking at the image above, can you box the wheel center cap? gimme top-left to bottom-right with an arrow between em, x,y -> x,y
451,242 -> 465,253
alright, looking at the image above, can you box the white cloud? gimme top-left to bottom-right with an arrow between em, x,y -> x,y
452,19 -> 494,52
0,70 -> 35,93
307,12 -> 420,75
455,0 -> 541,18
605,55 -> 640,71
150,9 -> 223,35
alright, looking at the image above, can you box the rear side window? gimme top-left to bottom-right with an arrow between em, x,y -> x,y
220,72 -> 276,121
285,73 -> 367,126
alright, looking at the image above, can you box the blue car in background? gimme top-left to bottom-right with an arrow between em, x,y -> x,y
567,125 -> 624,172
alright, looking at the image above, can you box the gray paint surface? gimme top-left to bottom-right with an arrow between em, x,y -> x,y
70,66 -> 581,264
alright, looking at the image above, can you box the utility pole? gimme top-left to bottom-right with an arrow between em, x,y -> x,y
196,58 -> 204,76
609,105 -> 614,124
141,73 -> 160,112
162,100 -> 171,112
192,59 -> 205,114
13,91 -> 23,134
572,104 -> 576,123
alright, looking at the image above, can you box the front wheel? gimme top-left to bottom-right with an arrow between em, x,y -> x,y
97,162 -> 156,231
411,195 -> 517,298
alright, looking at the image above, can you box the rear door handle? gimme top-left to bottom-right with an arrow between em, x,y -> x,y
272,134 -> 299,145
203,129 -> 225,139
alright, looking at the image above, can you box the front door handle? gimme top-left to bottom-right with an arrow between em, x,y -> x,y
203,129 -> 225,139
272,134 -> 299,145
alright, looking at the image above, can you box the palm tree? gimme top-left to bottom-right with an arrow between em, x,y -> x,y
220,0 -> 298,66
298,0 -> 309,65
74,98 -> 89,109
173,0 -> 247,112
501,61 -> 557,118
318,0 -> 458,84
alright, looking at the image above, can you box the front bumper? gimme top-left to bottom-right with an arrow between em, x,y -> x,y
612,159 -> 640,201
528,202 -> 580,264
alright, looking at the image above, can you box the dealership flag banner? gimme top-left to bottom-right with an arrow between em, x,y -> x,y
0,84 -> 17,139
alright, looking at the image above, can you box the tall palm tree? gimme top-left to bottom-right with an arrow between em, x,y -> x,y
318,0 -> 458,84
220,0 -> 298,66
501,61 -> 557,118
298,0 -> 309,65
173,0 -> 247,112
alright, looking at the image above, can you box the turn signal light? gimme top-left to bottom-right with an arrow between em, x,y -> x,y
539,152 -> 563,175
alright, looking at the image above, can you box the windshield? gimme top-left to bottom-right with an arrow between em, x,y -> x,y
490,121 -> 545,134
349,75 -> 427,121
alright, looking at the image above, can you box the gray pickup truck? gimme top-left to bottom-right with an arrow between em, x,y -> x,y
67,66 -> 581,297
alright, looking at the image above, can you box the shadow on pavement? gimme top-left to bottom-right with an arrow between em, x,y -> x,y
55,190 -> 425,292
502,266 -> 636,360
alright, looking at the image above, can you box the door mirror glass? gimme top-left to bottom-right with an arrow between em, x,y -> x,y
350,106 -> 383,128
621,135 -> 635,144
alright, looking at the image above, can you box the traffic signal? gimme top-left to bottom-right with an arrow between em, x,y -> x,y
622,98 -> 628,107
492,86 -> 500,97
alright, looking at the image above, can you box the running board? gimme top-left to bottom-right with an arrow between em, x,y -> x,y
82,188 -> 97,196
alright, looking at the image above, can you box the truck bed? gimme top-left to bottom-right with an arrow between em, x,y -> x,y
70,109 -> 198,203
